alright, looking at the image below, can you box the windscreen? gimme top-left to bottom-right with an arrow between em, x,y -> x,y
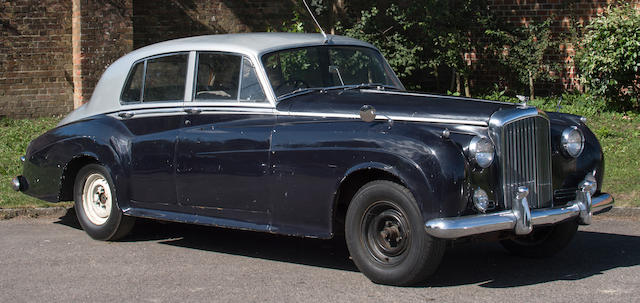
262,46 -> 403,98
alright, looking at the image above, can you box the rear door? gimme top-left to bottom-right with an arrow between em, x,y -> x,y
118,53 -> 189,209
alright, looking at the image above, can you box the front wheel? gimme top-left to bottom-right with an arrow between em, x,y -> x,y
345,181 -> 445,286
74,164 -> 134,241
500,219 -> 578,258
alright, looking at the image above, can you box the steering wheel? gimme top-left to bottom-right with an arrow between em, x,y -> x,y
276,79 -> 310,95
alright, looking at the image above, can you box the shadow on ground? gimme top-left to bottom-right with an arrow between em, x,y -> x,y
56,209 -> 640,287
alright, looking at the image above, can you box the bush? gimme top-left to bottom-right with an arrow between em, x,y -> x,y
577,4 -> 640,110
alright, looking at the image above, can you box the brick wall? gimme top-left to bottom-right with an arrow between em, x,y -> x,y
1,0 -> 638,118
132,0 -> 296,49
73,0 -> 133,107
0,0 -> 73,118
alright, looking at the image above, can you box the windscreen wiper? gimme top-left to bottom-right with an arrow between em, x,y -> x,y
337,83 -> 399,92
277,87 -> 326,100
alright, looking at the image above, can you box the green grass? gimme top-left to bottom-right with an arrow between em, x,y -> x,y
1,97 -> 639,208
587,112 -> 640,207
0,117 -> 71,209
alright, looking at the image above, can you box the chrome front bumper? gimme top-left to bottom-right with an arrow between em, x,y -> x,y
425,185 -> 614,239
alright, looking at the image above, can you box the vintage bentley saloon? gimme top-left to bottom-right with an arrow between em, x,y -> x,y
12,33 -> 613,286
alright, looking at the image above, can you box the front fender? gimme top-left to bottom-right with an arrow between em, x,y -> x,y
338,122 -> 470,222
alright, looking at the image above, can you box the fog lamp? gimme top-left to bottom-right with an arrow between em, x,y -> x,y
473,188 -> 490,213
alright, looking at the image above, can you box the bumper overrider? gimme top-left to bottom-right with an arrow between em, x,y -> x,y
425,181 -> 614,239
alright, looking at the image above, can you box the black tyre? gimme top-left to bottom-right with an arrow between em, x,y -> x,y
74,164 -> 134,241
345,180 -> 445,286
501,219 -> 578,258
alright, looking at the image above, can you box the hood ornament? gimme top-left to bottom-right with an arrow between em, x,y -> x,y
516,95 -> 530,108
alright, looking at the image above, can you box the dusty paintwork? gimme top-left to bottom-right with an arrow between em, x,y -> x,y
16,33 -> 607,240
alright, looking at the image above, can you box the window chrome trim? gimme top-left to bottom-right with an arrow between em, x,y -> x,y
119,51 -> 191,105
188,51 -> 276,107
184,51 -> 196,102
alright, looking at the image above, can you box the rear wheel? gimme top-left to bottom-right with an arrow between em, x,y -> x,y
345,180 -> 445,286
501,219 -> 578,258
74,164 -> 134,240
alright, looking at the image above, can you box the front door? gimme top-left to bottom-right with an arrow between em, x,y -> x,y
175,53 -> 274,225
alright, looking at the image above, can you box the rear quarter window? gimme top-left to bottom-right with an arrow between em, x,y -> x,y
121,53 -> 189,103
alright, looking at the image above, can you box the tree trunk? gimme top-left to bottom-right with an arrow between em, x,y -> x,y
464,76 -> 471,97
450,68 -> 456,92
456,72 -> 461,94
528,69 -> 535,100
330,0 -> 345,35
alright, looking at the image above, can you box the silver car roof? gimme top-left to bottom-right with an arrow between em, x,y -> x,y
59,33 -> 377,126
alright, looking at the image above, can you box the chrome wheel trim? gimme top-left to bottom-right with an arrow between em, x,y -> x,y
82,173 -> 112,226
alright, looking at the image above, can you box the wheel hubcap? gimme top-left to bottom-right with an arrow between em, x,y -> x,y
362,202 -> 411,265
82,173 -> 112,225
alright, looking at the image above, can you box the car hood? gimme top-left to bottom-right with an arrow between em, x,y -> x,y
276,89 -> 519,126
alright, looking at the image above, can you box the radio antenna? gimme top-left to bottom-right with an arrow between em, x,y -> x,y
303,0 -> 329,43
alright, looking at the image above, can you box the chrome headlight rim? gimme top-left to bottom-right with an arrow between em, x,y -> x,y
468,136 -> 495,168
561,126 -> 584,158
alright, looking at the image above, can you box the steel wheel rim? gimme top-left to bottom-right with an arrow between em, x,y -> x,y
361,201 -> 411,265
82,173 -> 112,225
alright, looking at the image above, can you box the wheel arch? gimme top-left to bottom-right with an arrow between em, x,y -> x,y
331,162 -> 425,237
58,154 -> 101,201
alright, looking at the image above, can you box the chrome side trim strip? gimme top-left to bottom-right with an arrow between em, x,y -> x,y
280,111 -> 488,126
385,115 -> 488,126
109,105 -> 487,125
425,193 -> 613,239
360,89 -> 514,105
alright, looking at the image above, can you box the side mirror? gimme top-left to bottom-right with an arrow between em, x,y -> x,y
328,65 -> 345,86
359,104 -> 376,122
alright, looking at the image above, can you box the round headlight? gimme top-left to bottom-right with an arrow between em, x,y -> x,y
469,136 -> 495,168
561,126 -> 584,158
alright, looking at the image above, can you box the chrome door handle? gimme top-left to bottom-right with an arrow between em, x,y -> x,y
118,112 -> 135,119
184,108 -> 202,114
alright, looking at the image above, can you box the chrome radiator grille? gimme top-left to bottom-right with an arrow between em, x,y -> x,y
494,113 -> 553,209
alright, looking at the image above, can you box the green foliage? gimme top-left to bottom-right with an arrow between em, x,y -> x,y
577,4 -> 640,110
486,18 -> 558,100
267,9 -> 305,33
339,1 -> 490,94
341,5 -> 424,80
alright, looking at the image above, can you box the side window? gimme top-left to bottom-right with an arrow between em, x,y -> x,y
122,61 -> 144,102
144,54 -> 188,102
194,53 -> 240,100
194,52 -> 267,103
239,57 -> 267,103
121,53 -> 188,103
